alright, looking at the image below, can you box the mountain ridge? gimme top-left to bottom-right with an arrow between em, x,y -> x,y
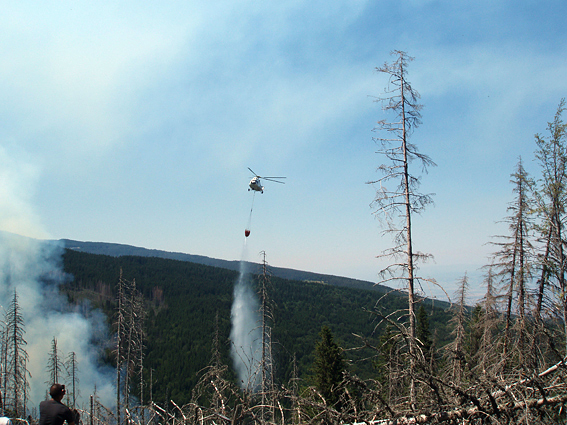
60,238 -> 391,293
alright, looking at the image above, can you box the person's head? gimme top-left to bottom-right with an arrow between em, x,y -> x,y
49,383 -> 66,400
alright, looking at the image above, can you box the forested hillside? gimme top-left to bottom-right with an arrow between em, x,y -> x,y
60,238 -> 393,292
61,248 -> 452,405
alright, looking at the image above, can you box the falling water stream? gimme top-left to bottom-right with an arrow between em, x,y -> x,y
229,242 -> 262,391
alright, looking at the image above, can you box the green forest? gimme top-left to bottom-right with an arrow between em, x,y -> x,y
61,248 -> 452,405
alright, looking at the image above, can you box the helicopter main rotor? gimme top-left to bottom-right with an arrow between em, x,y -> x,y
248,167 -> 286,184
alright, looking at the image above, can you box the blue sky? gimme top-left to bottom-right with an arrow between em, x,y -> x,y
1,0 -> 567,301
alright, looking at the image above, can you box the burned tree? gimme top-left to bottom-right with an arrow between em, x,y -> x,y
46,337 -> 64,386
533,99 -> 567,355
444,274 -> 469,388
115,271 -> 126,425
469,266 -> 502,378
368,50 -> 436,409
65,351 -> 79,409
0,315 -> 7,414
191,312 -> 234,420
258,252 -> 275,423
114,271 -> 146,425
490,158 -> 535,368
4,290 -> 30,417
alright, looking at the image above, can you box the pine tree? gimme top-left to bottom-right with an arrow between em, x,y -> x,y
313,326 -> 346,406
416,305 -> 432,368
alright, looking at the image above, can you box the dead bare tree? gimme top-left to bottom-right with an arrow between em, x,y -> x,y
115,270 -> 126,425
4,290 -> 30,417
470,266 -> 503,379
444,274 -> 469,388
533,99 -> 567,357
190,311 -> 234,421
368,50 -> 436,410
123,280 -> 145,415
65,351 -> 79,409
46,337 -> 63,386
490,158 -> 535,368
258,251 -> 276,424
114,271 -> 146,425
0,314 -> 7,415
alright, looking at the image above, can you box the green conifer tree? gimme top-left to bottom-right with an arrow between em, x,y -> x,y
416,305 -> 432,366
313,326 -> 346,406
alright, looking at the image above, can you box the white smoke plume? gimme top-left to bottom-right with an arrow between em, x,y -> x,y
229,248 -> 262,392
0,147 -> 115,412
0,234 -> 115,410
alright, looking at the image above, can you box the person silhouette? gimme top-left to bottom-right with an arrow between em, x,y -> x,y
39,384 -> 79,425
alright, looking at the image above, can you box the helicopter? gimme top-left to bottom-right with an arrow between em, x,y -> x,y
248,167 -> 286,193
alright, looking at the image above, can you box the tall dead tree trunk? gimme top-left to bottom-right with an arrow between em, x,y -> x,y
115,270 -> 126,425
0,318 -> 6,415
65,351 -> 79,409
445,274 -> 468,388
258,251 -> 274,423
368,50 -> 436,410
114,271 -> 146,425
475,266 -> 501,377
490,158 -> 534,368
534,99 -> 567,355
5,290 -> 29,418
46,337 -> 63,385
